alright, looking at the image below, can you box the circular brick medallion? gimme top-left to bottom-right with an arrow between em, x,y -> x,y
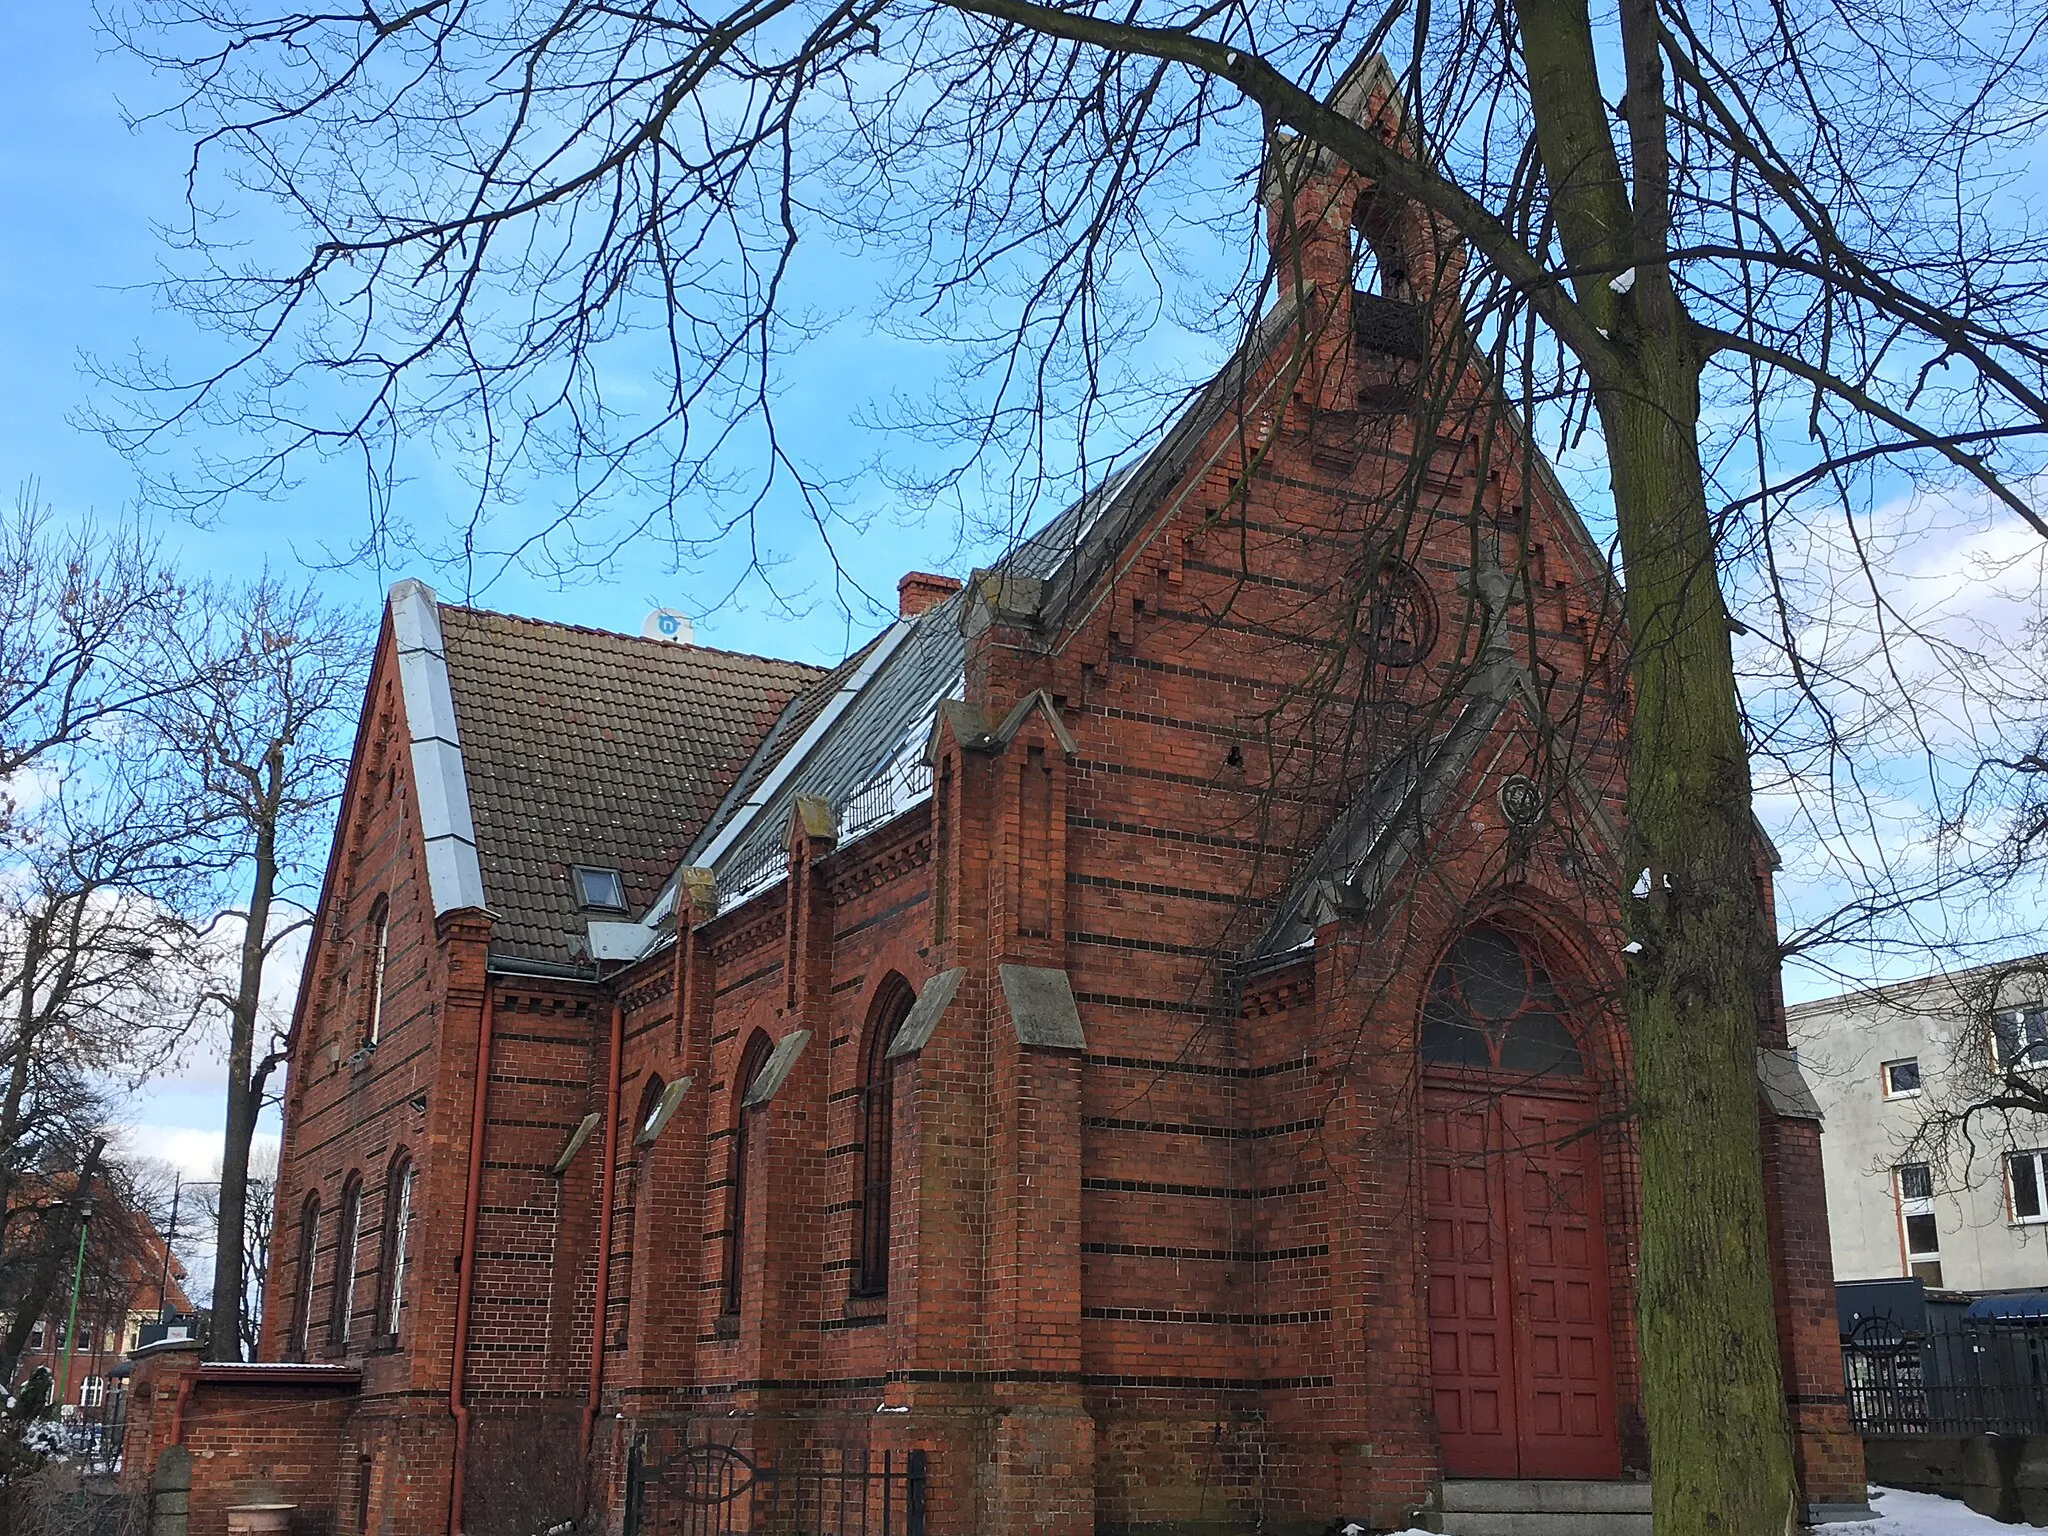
1368,560 -> 1437,667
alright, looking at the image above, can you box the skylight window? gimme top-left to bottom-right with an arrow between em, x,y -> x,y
572,865 -> 627,911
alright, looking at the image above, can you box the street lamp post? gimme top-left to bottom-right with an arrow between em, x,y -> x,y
55,1195 -> 95,1408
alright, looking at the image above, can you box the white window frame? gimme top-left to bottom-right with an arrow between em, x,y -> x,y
2009,1149 -> 2048,1225
385,1162 -> 415,1334
293,1203 -> 320,1359
1896,1163 -> 1940,1260
336,1181 -> 364,1344
1881,1058 -> 1922,1099
79,1377 -> 105,1409
1992,1005 -> 2048,1072
365,902 -> 390,1047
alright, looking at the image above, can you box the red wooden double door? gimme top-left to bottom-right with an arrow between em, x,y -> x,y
1423,1082 -> 1621,1479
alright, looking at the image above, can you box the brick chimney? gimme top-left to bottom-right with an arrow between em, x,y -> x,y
897,571 -> 963,618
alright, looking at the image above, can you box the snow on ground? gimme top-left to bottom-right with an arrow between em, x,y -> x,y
1363,1486 -> 2044,1536
1830,1487 -> 2047,1533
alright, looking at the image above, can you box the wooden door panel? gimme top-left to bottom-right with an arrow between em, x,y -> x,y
1506,1097 -> 1621,1478
1424,1086 -> 1620,1480
1423,1093 -> 1518,1476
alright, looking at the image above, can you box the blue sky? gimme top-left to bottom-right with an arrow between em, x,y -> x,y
0,12 -> 1007,653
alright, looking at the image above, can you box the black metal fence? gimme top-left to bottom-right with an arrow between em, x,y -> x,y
1844,1312 -> 2048,1435
624,1438 -> 927,1536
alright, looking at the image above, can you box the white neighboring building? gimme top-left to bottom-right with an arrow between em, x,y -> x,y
1792,955 -> 2048,1294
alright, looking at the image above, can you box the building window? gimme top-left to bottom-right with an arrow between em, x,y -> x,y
1993,1005 -> 2048,1071
572,865 -> 627,911
380,1155 -> 415,1337
2010,1150 -> 2048,1224
1421,924 -> 1585,1077
637,1074 -> 668,1144
1882,1059 -> 1922,1099
27,1320 -> 44,1352
291,1195 -> 321,1360
723,1031 -> 776,1315
855,978 -> 915,1297
80,1377 -> 105,1409
1897,1163 -> 1942,1285
331,1175 -> 364,1348
364,897 -> 391,1047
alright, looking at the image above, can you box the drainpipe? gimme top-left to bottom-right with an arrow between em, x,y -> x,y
168,1373 -> 195,1445
448,984 -> 497,1536
582,997 -> 624,1453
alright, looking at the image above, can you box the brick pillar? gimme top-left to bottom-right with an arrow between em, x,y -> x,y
1762,1109 -> 1869,1515
121,1340 -> 203,1505
984,1029 -> 1092,1536
1754,864 -> 1868,1518
728,804 -> 836,1417
986,703 -> 1091,1536
1313,930 -> 1439,1530
881,718 -> 996,1533
616,882 -> 717,1409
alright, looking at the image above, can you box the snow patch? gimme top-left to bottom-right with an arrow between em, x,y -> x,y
1833,1484 -> 2048,1532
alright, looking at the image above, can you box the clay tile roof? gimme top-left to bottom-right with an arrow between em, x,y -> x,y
435,605 -> 822,961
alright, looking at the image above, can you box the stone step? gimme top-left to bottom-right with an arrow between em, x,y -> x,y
1440,1479 -> 1652,1514
1432,1514 -> 1653,1536
1427,1480 -> 1654,1536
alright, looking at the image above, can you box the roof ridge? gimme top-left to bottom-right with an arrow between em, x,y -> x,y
1785,948 -> 2048,1015
439,601 -> 826,672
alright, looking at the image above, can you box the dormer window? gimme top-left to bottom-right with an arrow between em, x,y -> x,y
572,865 -> 627,911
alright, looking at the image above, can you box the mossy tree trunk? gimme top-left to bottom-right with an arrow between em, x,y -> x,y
1519,0 -> 1799,1527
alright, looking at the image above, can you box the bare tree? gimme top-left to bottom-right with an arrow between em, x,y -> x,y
138,578 -> 367,1360
191,1147 -> 274,1358
0,767 -> 215,1280
100,0 -> 2048,1529
0,487 -> 187,795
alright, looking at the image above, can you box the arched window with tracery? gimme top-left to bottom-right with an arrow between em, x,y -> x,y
1420,923 -> 1585,1078
723,1031 -> 776,1315
377,1152 -> 415,1338
364,896 -> 391,1046
855,977 -> 917,1296
330,1172 -> 365,1349
289,1194 -> 321,1360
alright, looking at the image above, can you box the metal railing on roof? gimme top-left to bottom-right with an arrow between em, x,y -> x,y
841,756 -> 933,841
713,756 -> 935,916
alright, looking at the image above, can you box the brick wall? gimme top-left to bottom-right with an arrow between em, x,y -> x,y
122,1344 -> 359,1536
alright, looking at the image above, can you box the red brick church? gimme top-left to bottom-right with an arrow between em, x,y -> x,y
122,57 -> 1861,1536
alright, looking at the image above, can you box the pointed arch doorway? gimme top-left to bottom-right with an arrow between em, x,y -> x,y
1421,924 -> 1622,1479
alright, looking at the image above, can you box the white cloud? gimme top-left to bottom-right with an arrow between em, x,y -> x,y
112,1124 -> 280,1181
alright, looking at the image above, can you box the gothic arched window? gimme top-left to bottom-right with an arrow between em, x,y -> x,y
723,1031 -> 776,1315
330,1173 -> 365,1349
290,1194 -> 321,1360
378,1152 -> 415,1337
364,896 -> 391,1046
855,977 -> 917,1296
1420,924 -> 1584,1078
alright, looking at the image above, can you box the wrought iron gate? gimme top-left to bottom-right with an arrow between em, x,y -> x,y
625,1437 -> 927,1536
1843,1312 -> 2048,1435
